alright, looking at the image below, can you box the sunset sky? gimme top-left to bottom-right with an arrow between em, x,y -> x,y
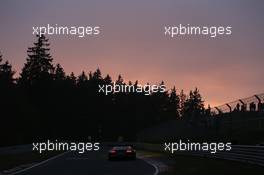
0,0 -> 263,106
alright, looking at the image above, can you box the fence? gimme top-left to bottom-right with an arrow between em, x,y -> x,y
212,93 -> 264,115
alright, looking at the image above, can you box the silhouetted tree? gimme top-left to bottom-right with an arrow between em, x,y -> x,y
0,53 -> 15,86
1,35 -> 218,145
54,64 -> 66,81
19,35 -> 54,87
150,81 -> 170,122
66,72 -> 76,86
0,52 -> 21,145
184,88 -> 204,118
116,74 -> 124,86
104,74 -> 112,85
179,89 -> 186,117
92,68 -> 102,80
77,71 -> 88,86
168,86 -> 180,118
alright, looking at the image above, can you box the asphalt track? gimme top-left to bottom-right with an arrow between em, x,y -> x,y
15,146 -> 156,175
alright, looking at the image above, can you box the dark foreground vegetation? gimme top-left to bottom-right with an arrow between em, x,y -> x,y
0,35 -> 208,146
0,35 -> 263,146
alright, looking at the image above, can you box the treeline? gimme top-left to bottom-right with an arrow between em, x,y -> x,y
0,35 -> 208,146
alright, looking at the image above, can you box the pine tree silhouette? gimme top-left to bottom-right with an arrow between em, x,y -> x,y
168,86 -> 180,118
19,35 -> 54,86
179,89 -> 186,117
92,68 -> 102,80
77,71 -> 88,86
1,35 -> 231,145
54,64 -> 66,81
184,88 -> 204,118
116,74 -> 124,85
104,74 -> 112,85
66,72 -> 77,86
0,52 -> 15,86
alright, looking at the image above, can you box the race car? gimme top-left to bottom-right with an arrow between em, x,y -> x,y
108,145 -> 136,160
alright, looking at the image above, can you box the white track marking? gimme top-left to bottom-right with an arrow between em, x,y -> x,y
10,151 -> 70,175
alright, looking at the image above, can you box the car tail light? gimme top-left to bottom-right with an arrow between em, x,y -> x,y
110,149 -> 116,154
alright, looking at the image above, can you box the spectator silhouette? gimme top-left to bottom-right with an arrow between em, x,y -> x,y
235,103 -> 240,111
258,102 -> 263,112
241,103 -> 247,112
249,102 -> 256,112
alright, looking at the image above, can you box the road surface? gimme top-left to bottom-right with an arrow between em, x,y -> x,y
15,146 -> 156,175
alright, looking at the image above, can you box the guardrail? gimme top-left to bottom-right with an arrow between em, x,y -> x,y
185,145 -> 264,167
135,143 -> 264,167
